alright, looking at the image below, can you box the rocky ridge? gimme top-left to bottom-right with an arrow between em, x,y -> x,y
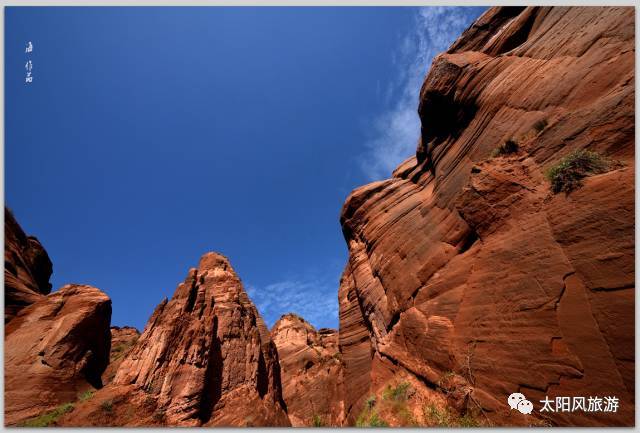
59,252 -> 290,427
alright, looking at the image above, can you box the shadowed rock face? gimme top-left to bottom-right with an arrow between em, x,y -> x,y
4,284 -> 112,426
82,252 -> 290,427
101,326 -> 140,385
4,207 -> 53,323
271,313 -> 344,426
339,6 -> 634,427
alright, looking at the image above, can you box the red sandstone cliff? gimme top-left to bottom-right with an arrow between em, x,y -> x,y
4,6 -> 635,429
101,326 -> 140,385
4,208 -> 53,323
338,6 -> 634,427
59,252 -> 290,427
271,313 -> 344,426
5,284 -> 112,426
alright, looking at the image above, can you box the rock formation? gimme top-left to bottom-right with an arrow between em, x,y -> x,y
101,326 -> 140,385
5,284 -> 112,426
338,6 -> 634,427
60,252 -> 290,427
4,207 -> 53,323
271,313 -> 344,426
4,5 -> 635,429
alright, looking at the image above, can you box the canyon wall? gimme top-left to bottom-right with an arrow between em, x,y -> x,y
4,5 -> 635,429
271,313 -> 344,426
4,208 -> 53,322
338,6 -> 634,427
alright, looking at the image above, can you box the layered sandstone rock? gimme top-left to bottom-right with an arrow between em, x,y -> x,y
101,326 -> 140,385
5,284 -> 112,425
339,6 -> 634,427
271,313 -> 344,426
4,207 -> 53,322
62,252 -> 290,427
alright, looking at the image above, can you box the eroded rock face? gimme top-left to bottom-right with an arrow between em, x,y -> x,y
339,6 -> 634,427
271,313 -> 344,426
4,207 -> 53,323
4,284 -> 112,425
101,326 -> 140,385
102,252 -> 290,427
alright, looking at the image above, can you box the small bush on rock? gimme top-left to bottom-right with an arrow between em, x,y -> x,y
546,149 -> 610,193
491,139 -> 519,157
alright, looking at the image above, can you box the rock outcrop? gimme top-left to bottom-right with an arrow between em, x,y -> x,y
5,284 -> 112,426
61,252 -> 290,427
271,313 -> 344,426
339,6 -> 634,427
101,326 -> 140,385
4,207 -> 53,323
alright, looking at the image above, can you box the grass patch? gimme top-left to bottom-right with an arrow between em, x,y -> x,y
20,402 -> 74,427
78,390 -> 94,402
356,408 -> 388,427
382,382 -> 411,402
546,149 -> 610,193
422,403 -> 482,428
491,139 -> 519,157
423,403 -> 452,427
100,400 -> 114,413
311,414 -> 325,427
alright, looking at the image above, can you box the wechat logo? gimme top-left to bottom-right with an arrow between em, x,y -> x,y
509,392 -> 534,414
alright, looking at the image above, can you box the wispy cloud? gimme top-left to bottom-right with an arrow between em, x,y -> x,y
247,275 -> 339,330
360,7 -> 485,181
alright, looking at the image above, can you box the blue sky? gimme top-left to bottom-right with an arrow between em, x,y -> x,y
5,7 -> 485,331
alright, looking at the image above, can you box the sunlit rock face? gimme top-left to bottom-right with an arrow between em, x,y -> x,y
271,313 -> 344,426
338,6 -> 634,427
5,284 -> 112,426
64,252 -> 290,427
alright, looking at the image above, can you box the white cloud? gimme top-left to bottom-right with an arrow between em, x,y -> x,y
360,7 -> 484,181
246,276 -> 339,330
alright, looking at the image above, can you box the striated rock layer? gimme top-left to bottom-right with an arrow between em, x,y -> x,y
271,313 -> 344,426
4,284 -> 112,425
61,252 -> 290,427
4,207 -> 53,323
339,6 -> 634,427
101,326 -> 140,385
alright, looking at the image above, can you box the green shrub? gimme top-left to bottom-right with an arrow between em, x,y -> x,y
423,403 -> 452,427
382,382 -> 411,402
367,412 -> 388,427
423,404 -> 482,428
311,414 -> 325,427
366,395 -> 376,409
356,407 -> 388,428
21,402 -> 74,427
78,390 -> 94,402
491,139 -> 519,157
100,400 -> 114,413
459,413 -> 481,427
546,149 -> 610,193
